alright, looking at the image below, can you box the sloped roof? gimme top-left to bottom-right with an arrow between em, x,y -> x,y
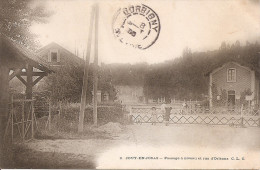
37,42 -> 84,65
1,34 -> 53,73
205,61 -> 260,78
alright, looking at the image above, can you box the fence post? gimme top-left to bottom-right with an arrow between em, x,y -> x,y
22,98 -> 25,142
240,107 -> 244,128
258,116 -> 260,128
129,115 -> 133,124
190,99 -> 192,114
31,99 -> 34,139
258,108 -> 260,128
48,98 -> 51,131
59,102 -> 62,120
11,95 -> 14,143
240,117 -> 244,127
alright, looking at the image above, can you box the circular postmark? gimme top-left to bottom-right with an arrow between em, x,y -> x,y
112,4 -> 161,50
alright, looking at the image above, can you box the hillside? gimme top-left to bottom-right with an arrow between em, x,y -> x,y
103,41 -> 260,101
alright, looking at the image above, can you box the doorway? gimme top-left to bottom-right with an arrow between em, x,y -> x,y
227,90 -> 235,109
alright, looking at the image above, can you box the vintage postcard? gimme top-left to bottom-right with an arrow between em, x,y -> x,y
0,0 -> 260,169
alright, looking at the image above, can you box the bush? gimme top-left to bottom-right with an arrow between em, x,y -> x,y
60,102 -> 125,126
35,102 -> 128,139
85,105 -> 124,125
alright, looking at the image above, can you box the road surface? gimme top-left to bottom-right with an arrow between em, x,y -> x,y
15,123 -> 260,169
97,124 -> 260,169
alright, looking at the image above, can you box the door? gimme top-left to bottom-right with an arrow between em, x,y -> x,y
227,90 -> 235,110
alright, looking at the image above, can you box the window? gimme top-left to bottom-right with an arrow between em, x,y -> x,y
227,68 -> 236,82
51,52 -> 58,62
48,49 -> 60,63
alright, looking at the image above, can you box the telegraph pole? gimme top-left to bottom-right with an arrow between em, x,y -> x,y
93,4 -> 99,126
78,5 -> 96,133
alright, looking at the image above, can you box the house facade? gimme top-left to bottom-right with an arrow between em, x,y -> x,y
37,42 -> 84,68
208,62 -> 260,109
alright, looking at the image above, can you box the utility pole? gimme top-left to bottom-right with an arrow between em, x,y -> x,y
93,4 -> 99,126
78,5 -> 96,133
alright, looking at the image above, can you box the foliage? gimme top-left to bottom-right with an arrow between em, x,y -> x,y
99,64 -> 118,101
102,62 -> 148,86
38,64 -> 84,103
142,41 -> 260,101
37,63 -> 117,103
240,89 -> 253,106
84,105 -> 124,125
99,41 -> 259,101
35,102 -> 125,136
59,102 -> 125,126
1,0 -> 52,49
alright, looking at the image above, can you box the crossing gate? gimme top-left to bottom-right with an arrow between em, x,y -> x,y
4,96 -> 37,143
130,106 -> 260,128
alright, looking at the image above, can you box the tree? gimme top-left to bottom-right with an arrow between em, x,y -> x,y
38,63 -> 118,104
0,0 -> 52,167
143,40 -> 260,101
219,42 -> 227,50
99,66 -> 117,101
0,0 -> 52,49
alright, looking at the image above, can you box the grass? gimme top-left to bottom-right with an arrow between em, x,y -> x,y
34,127 -> 113,140
35,116 -> 113,140
35,103 -> 128,140
13,144 -> 96,169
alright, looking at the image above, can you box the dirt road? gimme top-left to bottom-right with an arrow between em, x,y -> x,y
14,124 -> 260,169
97,124 -> 260,169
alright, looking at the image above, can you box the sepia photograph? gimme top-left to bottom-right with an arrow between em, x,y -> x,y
0,0 -> 260,169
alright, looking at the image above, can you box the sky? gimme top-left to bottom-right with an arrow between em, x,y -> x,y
31,0 -> 260,64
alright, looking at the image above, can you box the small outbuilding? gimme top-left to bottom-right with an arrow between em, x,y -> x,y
0,34 -> 53,165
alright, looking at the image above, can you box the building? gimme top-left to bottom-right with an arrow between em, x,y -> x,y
207,61 -> 260,108
0,34 -> 53,164
115,85 -> 144,104
147,97 -> 166,104
37,42 -> 84,68
36,42 -> 114,103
